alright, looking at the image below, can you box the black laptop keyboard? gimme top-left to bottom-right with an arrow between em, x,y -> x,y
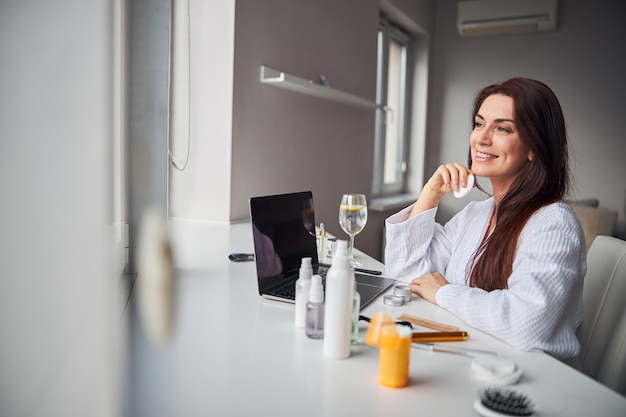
271,285 -> 297,300
269,266 -> 328,300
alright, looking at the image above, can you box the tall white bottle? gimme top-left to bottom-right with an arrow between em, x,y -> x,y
323,240 -> 355,359
295,257 -> 313,328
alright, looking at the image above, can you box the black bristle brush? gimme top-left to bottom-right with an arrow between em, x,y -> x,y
474,387 -> 535,417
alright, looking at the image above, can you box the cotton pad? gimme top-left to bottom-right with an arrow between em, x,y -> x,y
453,174 -> 475,198
471,355 -> 523,386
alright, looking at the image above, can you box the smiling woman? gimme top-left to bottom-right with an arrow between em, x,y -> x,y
383,78 -> 587,369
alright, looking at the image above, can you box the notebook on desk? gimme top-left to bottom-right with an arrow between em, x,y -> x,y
249,191 -> 395,309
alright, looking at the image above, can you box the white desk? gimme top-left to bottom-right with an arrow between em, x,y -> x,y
127,221 -> 626,416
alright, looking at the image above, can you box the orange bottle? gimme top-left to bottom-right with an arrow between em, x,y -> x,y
378,324 -> 411,387
365,312 -> 412,388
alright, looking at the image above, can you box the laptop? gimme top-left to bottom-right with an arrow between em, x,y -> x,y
249,191 -> 396,309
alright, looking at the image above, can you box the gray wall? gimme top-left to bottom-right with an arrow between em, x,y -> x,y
231,0 -> 380,255
229,0 -> 433,259
429,0 -> 626,238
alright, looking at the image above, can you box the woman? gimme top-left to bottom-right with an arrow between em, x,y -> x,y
385,78 -> 586,367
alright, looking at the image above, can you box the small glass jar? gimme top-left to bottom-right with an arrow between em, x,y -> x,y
393,285 -> 412,303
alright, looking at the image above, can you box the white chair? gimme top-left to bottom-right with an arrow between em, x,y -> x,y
578,235 -> 626,395
597,307 -> 626,396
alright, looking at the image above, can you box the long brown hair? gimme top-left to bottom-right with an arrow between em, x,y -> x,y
467,78 -> 570,291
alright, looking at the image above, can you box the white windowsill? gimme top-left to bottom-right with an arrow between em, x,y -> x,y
370,193 -> 417,212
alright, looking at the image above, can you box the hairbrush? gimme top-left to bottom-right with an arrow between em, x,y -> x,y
474,387 -> 535,417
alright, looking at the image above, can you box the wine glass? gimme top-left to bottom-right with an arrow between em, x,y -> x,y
339,193 -> 368,263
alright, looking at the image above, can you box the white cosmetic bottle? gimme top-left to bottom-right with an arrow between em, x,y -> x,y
295,257 -> 312,328
323,240 -> 355,359
305,274 -> 325,339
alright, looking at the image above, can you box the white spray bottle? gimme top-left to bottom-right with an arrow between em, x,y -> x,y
323,240 -> 355,359
295,257 -> 312,328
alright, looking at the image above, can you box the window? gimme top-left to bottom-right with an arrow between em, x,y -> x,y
373,20 -> 413,197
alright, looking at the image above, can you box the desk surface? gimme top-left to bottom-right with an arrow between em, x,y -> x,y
128,221 -> 626,416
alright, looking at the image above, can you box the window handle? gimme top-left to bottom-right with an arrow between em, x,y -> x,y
379,105 -> 394,123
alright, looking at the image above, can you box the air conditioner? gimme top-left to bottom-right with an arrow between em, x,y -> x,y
457,0 -> 558,37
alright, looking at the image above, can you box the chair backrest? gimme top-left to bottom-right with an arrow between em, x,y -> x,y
578,235 -> 626,393
597,307 -> 626,396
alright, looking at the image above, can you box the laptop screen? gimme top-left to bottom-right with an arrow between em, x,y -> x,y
250,191 -> 318,292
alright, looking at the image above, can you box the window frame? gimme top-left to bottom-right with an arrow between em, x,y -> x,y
373,19 -> 413,197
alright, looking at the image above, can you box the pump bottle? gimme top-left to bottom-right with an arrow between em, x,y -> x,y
295,257 -> 313,327
323,240 -> 355,359
305,274 -> 324,339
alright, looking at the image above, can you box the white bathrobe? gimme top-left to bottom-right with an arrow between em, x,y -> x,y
385,198 -> 587,366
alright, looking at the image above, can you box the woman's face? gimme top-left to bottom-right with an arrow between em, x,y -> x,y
470,94 -> 534,192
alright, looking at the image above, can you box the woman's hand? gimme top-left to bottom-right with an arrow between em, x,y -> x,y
429,162 -> 473,194
409,272 -> 449,304
409,163 -> 473,218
